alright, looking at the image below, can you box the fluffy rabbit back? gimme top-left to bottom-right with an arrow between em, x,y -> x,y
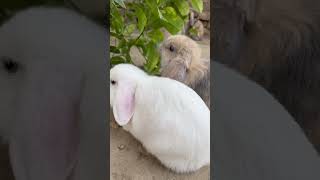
125,75 -> 210,173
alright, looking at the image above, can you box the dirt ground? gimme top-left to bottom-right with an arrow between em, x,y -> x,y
110,38 -> 210,180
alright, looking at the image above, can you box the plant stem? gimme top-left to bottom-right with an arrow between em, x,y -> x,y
133,27 -> 145,45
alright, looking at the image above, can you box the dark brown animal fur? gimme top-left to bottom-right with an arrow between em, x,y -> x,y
214,0 -> 320,152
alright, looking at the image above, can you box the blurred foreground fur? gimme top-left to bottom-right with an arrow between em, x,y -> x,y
214,0 -> 320,152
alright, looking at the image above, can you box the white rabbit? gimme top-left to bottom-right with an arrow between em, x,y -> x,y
110,63 -> 210,173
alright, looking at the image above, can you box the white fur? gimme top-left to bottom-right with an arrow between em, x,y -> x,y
110,64 -> 210,173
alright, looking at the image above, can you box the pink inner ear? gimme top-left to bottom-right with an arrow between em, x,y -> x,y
113,81 -> 136,126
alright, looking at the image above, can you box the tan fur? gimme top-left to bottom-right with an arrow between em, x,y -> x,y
159,35 -> 210,107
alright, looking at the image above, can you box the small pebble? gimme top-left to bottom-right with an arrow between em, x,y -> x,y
118,144 -> 126,150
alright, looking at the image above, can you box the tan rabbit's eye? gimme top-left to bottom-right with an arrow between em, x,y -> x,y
169,45 -> 175,52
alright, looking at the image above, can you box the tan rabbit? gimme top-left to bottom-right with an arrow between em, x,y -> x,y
159,35 -> 210,108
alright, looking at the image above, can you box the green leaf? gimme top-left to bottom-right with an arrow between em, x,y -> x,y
110,31 -> 123,39
161,7 -> 184,34
110,46 -> 121,54
147,29 -> 164,43
134,38 -> 148,53
144,42 -> 160,74
174,1 -> 189,16
117,38 -> 126,49
113,0 -> 126,8
132,5 -> 147,33
110,3 -> 124,34
111,56 -> 126,65
145,0 -> 161,18
157,0 -> 166,6
190,0 -> 203,13
145,0 -> 158,10
123,24 -> 136,36
125,52 -> 133,64
117,38 -> 129,54
146,13 -> 163,29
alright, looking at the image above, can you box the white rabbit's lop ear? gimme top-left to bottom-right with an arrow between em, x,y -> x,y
113,80 -> 136,126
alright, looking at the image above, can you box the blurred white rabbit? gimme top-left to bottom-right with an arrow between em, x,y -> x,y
110,63 -> 210,173
213,61 -> 320,180
0,7 -> 108,180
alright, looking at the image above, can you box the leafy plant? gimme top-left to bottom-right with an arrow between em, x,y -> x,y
110,0 -> 203,75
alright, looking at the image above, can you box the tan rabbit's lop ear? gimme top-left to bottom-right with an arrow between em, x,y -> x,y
113,80 -> 136,126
